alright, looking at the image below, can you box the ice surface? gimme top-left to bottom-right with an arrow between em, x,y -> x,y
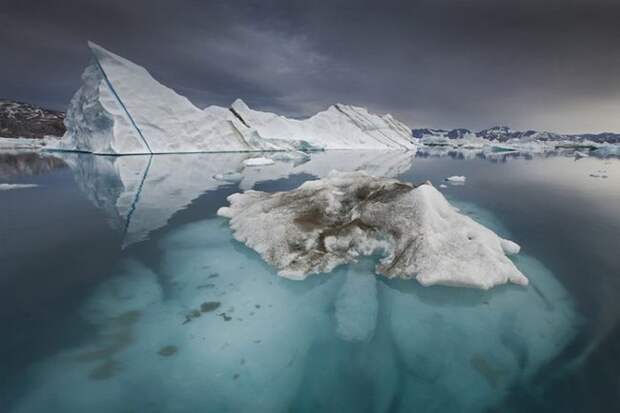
416,135 -> 620,161
594,144 -> 620,157
231,99 -> 416,150
11,205 -> 578,413
446,175 -> 466,182
60,43 -> 304,154
218,171 -> 528,289
59,42 -> 416,154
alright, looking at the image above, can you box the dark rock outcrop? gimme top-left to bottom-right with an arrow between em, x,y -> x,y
0,100 -> 65,139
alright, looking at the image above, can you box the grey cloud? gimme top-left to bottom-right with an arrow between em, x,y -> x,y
1,0 -> 619,133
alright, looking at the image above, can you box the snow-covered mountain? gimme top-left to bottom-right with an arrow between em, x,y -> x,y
413,126 -> 620,144
0,100 -> 65,139
59,42 -> 415,155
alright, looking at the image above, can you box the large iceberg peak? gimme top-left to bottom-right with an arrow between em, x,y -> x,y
59,42 -> 416,154
62,42 -> 302,154
218,171 -> 528,289
230,98 -> 251,112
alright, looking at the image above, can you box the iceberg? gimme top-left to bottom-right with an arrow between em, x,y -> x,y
58,42 -> 416,154
230,99 -> 416,150
217,171 -> 528,289
61,42 -> 294,154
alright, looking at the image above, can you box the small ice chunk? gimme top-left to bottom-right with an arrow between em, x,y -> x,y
0,183 -> 39,191
439,184 -> 448,188
213,172 -> 243,182
445,176 -> 466,183
243,157 -> 275,167
574,151 -> 589,159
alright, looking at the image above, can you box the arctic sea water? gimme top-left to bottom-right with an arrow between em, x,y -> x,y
1,151 -> 619,412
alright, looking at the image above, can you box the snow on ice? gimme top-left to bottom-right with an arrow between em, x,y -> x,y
218,171 -> 527,289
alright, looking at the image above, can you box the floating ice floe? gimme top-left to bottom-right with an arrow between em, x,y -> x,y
242,157 -> 275,167
0,183 -> 39,191
213,172 -> 244,183
574,151 -> 589,159
446,175 -> 466,184
218,171 -> 527,289
439,184 -> 448,188
594,144 -> 620,157
56,42 -> 416,155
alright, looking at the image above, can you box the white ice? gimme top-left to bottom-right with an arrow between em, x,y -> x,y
58,42 -> 416,155
231,98 -> 416,150
242,157 -> 275,167
446,175 -> 466,183
0,183 -> 38,190
218,171 -> 528,289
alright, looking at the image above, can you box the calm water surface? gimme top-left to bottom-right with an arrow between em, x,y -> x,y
1,150 -> 619,413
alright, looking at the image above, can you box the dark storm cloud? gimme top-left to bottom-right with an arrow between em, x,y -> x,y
1,0 -> 619,132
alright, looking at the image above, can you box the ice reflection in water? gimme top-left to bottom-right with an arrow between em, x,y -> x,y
61,150 -> 417,247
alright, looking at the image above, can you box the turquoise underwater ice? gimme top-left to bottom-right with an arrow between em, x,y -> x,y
11,202 -> 579,413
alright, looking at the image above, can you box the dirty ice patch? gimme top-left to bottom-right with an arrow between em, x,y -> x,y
218,171 -> 527,289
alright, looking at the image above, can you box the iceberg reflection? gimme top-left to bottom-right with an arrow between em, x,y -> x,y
62,150 -> 417,247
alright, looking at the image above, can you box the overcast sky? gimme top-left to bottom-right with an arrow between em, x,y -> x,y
2,0 -> 620,133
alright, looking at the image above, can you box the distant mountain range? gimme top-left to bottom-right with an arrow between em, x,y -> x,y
0,100 -> 65,139
412,126 -> 620,144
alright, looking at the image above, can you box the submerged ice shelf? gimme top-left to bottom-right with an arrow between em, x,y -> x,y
57,42 -> 415,155
218,171 -> 527,289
